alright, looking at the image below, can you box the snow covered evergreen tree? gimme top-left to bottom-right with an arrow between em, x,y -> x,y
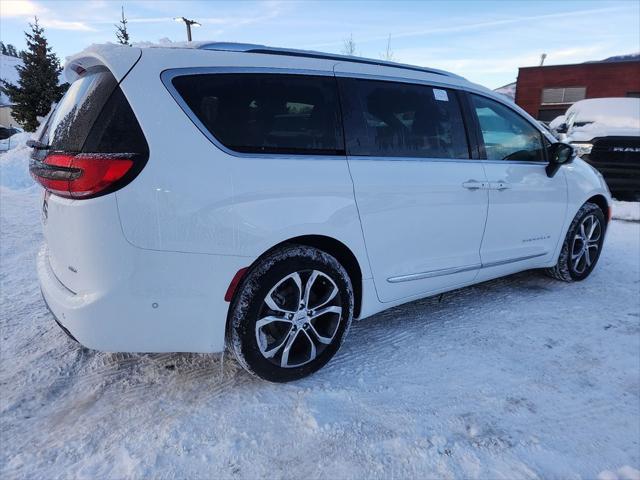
0,18 -> 67,132
7,44 -> 20,57
1,42 -> 20,58
115,6 -> 131,46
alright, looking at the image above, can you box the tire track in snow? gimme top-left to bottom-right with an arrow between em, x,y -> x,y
2,187 -> 639,479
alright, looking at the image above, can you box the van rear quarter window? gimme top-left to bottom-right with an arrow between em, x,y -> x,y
170,73 -> 345,155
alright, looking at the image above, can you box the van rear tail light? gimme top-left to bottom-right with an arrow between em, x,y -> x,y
30,153 -> 134,199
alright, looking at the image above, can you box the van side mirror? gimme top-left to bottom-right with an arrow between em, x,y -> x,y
555,122 -> 568,134
546,142 -> 574,177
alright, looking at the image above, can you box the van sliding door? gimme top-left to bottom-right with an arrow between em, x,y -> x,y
335,71 -> 489,302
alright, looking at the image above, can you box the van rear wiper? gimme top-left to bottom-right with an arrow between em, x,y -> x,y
26,139 -> 51,150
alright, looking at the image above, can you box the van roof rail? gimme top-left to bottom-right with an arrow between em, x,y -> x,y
197,42 -> 459,78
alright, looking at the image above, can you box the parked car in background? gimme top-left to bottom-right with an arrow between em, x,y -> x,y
551,97 -> 640,201
548,115 -> 566,136
0,125 -> 20,140
32,43 -> 611,382
538,120 -> 552,133
0,125 -> 22,152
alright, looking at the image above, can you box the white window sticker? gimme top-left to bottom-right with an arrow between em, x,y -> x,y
433,88 -> 449,101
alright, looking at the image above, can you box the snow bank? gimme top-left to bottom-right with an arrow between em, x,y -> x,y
612,200 -> 640,221
0,132 -> 35,191
0,131 -> 27,150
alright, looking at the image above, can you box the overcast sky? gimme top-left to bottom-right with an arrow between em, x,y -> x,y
1,0 -> 639,89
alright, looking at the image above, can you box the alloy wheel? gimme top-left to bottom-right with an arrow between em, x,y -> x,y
570,214 -> 602,275
255,270 -> 343,368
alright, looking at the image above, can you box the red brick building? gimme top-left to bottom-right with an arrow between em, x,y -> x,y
515,58 -> 640,122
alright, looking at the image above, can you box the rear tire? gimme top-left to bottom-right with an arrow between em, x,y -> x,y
228,245 -> 354,382
545,202 -> 606,282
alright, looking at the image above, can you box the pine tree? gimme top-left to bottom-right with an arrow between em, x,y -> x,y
0,18 -> 67,132
0,42 -> 20,58
7,44 -> 19,57
115,6 -> 131,46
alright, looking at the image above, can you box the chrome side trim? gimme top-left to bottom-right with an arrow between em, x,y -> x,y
333,70 -> 465,92
481,252 -> 548,268
348,155 -> 547,166
386,252 -> 548,283
387,263 -> 481,283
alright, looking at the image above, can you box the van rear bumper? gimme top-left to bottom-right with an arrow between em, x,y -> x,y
37,245 -> 250,353
40,289 -> 79,343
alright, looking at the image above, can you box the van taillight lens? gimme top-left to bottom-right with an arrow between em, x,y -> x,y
30,153 -> 134,199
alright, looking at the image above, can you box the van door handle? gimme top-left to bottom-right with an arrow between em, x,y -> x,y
492,181 -> 511,191
462,180 -> 485,190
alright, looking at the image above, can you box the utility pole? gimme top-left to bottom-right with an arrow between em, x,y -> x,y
539,53 -> 547,66
174,16 -> 200,42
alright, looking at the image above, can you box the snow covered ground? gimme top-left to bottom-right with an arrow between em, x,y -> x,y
1,143 -> 639,479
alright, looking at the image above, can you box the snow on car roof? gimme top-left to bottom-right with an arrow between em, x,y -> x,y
567,97 -> 640,130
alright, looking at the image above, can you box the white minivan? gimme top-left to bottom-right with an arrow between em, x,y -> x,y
32,43 -> 611,381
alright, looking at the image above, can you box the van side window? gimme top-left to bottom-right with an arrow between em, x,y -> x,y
339,78 -> 469,159
470,94 -> 545,162
171,74 -> 344,155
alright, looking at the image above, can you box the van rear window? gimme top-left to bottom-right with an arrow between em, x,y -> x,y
42,68 -> 117,152
36,67 -> 148,160
170,73 -> 345,155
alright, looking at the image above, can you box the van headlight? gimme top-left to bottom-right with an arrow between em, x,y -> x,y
570,142 -> 593,156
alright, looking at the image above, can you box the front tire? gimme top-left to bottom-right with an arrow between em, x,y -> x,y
228,245 -> 354,382
546,202 -> 606,282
